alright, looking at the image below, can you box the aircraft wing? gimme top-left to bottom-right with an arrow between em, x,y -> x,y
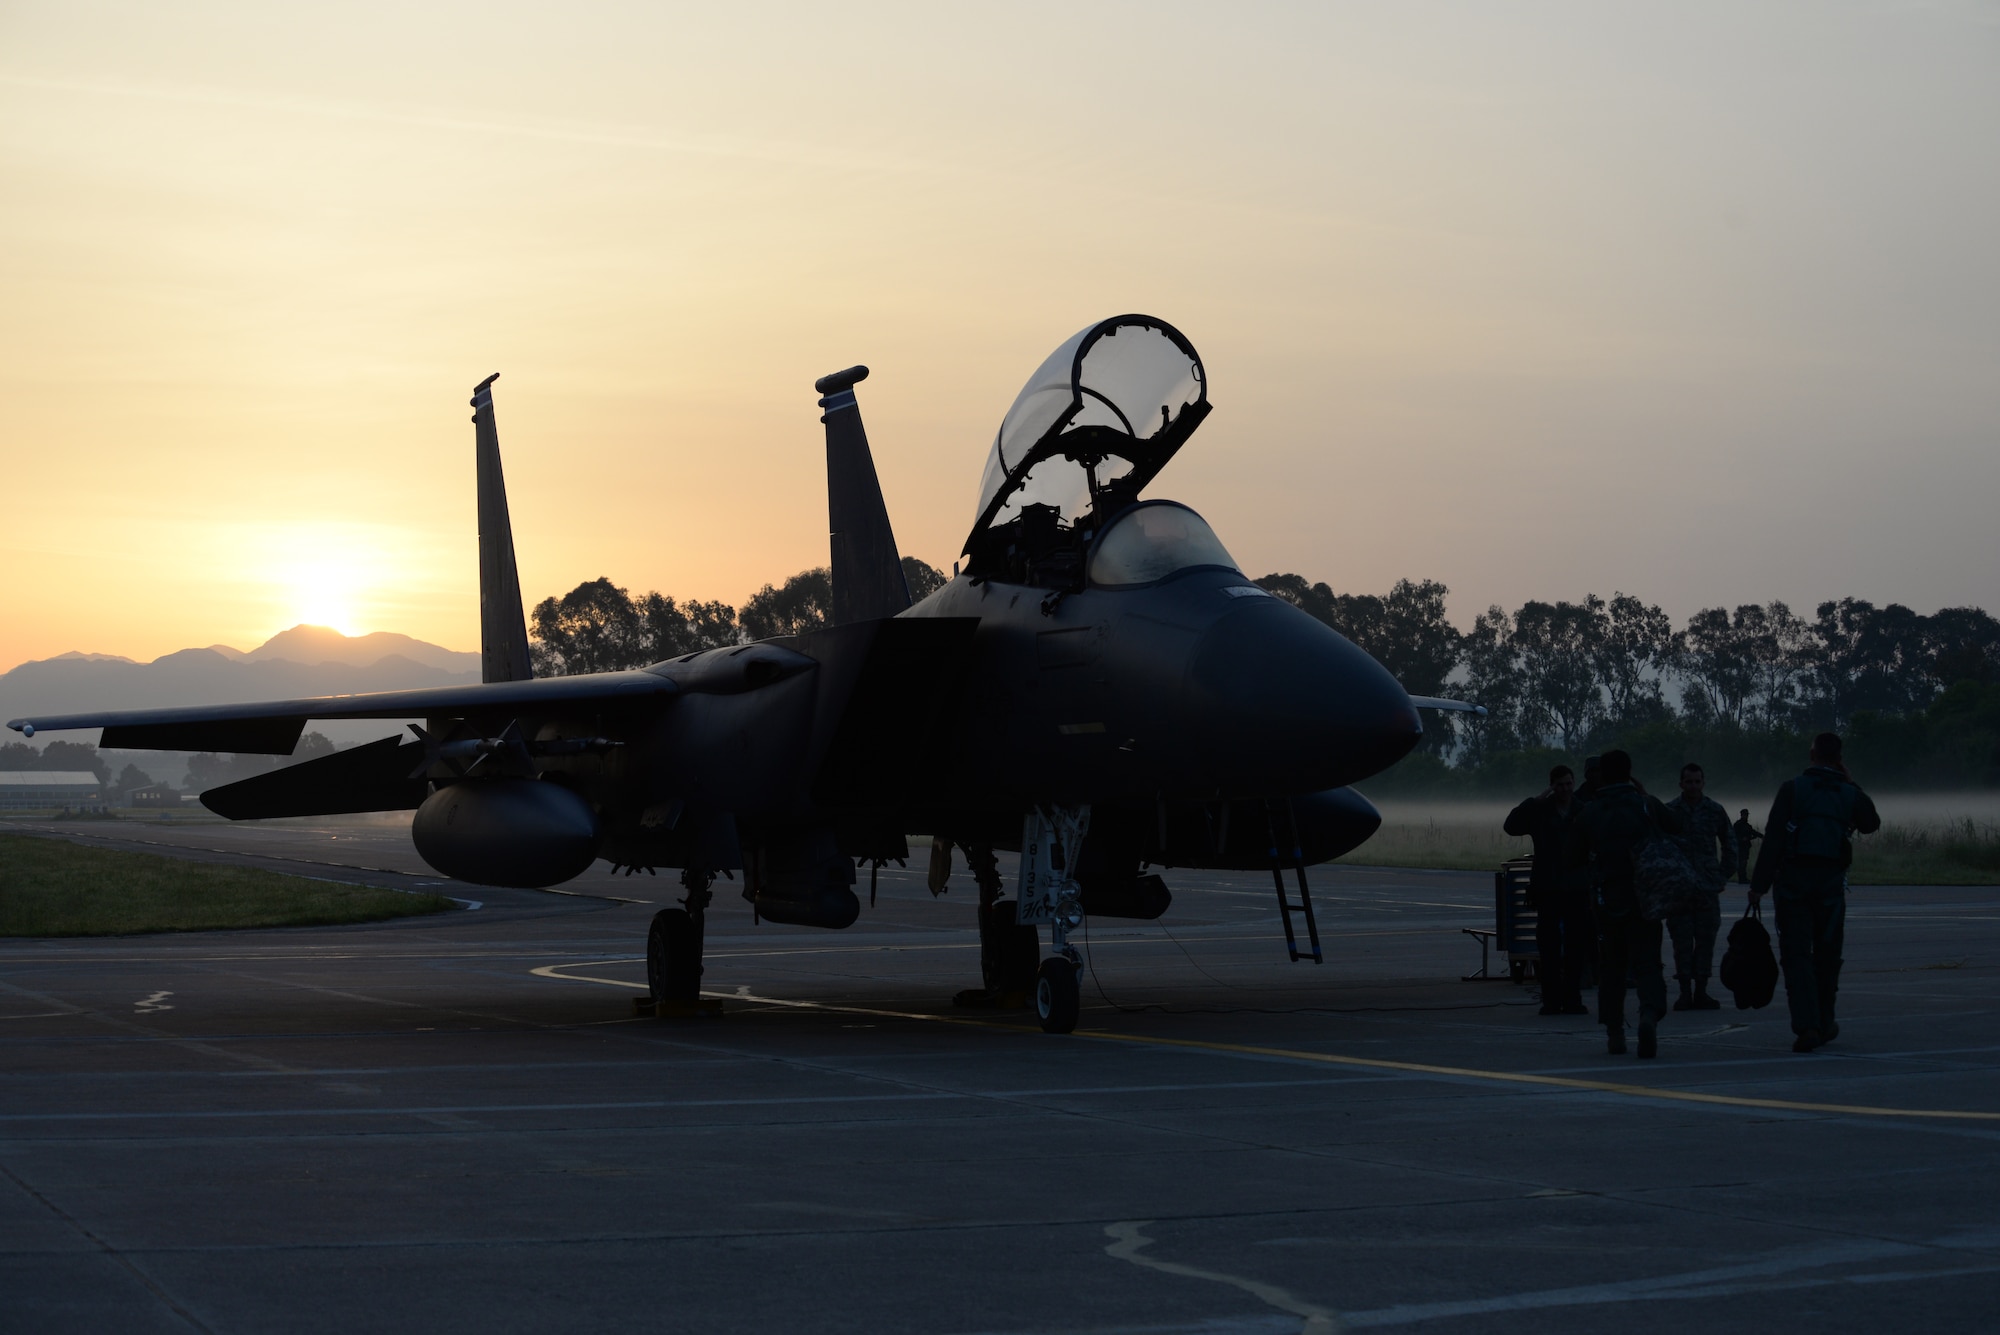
1408,695 -> 1488,717
5,671 -> 679,754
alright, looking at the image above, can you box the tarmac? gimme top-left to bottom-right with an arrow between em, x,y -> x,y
3,816 -> 1998,1334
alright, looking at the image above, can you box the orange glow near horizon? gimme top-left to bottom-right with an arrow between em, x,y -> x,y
3,5 -> 1997,672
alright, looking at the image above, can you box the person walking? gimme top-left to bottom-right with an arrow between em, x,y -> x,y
1665,763 -> 1735,1011
1749,733 -> 1881,1053
1732,809 -> 1761,884
1504,765 -> 1591,1016
1569,750 -> 1685,1058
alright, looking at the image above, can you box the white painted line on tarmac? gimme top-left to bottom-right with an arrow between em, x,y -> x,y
1337,1236 -> 1994,1326
1105,1221 -> 1339,1335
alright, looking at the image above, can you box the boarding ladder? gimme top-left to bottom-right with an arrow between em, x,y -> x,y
1265,799 -> 1323,963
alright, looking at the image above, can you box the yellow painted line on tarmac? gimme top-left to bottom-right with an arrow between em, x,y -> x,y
529,961 -> 2000,1124
1068,1031 -> 2000,1123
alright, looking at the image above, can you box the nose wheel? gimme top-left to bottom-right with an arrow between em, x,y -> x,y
1035,957 -> 1080,1034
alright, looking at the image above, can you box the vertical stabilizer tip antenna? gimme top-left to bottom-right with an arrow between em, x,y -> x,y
815,365 -> 869,396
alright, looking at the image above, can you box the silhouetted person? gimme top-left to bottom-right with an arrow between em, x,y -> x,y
1750,732 -> 1880,1052
1732,808 -> 1761,883
1665,762 -> 1735,1011
1569,749 -> 1684,1058
1577,755 -> 1604,804
1504,765 -> 1590,1016
1572,753 -> 1607,994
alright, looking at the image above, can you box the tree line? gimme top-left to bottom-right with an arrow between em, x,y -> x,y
529,564 -> 1999,791
1252,576 -> 2000,792
527,558 -> 946,676
22,563 -> 1984,796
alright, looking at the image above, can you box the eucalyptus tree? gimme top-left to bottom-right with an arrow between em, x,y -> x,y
1457,604 -> 1525,765
1511,597 -> 1607,752
1594,592 -> 1675,727
739,567 -> 834,640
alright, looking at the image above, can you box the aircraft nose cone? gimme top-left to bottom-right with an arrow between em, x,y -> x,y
1186,600 -> 1421,792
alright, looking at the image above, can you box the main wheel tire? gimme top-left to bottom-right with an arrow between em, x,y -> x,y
646,908 -> 702,1005
1035,957 -> 1080,1034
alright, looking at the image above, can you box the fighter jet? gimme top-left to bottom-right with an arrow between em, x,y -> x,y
10,315 -> 1477,1033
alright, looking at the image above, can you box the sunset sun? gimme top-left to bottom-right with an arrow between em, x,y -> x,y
273,553 -> 369,638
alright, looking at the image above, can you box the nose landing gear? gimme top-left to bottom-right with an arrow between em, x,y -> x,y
1018,804 -> 1090,1034
1035,956 -> 1080,1033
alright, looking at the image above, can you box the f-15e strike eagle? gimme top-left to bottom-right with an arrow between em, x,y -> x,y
12,315 -> 1480,1033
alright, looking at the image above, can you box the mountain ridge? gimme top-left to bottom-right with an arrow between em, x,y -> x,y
11,625 -> 478,677
2,627 -> 481,738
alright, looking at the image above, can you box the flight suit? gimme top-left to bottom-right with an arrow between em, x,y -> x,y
1569,783 -> 1685,1039
1751,766 -> 1881,1040
1504,793 -> 1589,1012
1664,793 -> 1736,993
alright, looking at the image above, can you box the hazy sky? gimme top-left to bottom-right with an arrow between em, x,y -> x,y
3,1 -> 1996,670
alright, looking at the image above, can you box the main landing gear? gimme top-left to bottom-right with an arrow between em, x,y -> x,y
644,869 -> 721,1018
953,844 -> 1039,1013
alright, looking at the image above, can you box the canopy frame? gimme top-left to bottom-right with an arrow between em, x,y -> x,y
963,314 -> 1211,570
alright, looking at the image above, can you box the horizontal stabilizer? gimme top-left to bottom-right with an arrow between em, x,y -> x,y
9,670 -> 678,753
202,735 -> 428,820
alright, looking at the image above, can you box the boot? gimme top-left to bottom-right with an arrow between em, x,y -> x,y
1793,1028 -> 1823,1053
1672,979 -> 1694,1012
1690,980 -> 1721,1010
1606,1026 -> 1627,1055
1637,1010 -> 1659,1059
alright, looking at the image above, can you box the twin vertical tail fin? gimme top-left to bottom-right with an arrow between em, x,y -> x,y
470,374 -> 533,683
817,365 -> 911,625
470,366 -> 900,673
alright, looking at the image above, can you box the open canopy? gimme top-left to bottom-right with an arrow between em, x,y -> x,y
965,315 -> 1209,565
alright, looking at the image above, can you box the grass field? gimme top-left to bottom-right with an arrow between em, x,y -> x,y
1336,802 -> 2000,885
0,834 -> 458,936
